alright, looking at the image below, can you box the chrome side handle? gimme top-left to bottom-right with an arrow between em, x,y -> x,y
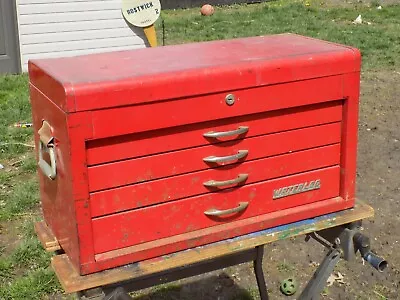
204,202 -> 249,216
38,142 -> 57,180
203,174 -> 248,188
203,126 -> 249,139
38,121 -> 57,180
203,150 -> 248,164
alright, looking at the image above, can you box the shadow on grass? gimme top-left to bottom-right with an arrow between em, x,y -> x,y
132,273 -> 258,300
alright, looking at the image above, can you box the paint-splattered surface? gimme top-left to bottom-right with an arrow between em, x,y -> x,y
51,200 -> 372,294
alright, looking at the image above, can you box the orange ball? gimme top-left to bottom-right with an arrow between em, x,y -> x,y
201,4 -> 215,16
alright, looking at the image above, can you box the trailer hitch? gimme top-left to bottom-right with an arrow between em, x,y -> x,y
299,221 -> 388,300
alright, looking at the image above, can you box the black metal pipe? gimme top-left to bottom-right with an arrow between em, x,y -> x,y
363,252 -> 388,272
353,233 -> 388,272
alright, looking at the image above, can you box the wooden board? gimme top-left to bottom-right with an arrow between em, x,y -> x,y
52,200 -> 373,294
34,221 -> 61,252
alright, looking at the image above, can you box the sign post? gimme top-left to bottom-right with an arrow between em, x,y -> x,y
122,0 -> 161,47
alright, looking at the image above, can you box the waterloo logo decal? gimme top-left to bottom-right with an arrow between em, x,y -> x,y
273,180 -> 321,200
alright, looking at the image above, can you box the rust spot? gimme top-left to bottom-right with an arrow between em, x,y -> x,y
145,170 -> 153,180
121,233 -> 129,243
186,224 -> 195,232
113,194 -> 121,204
171,166 -> 178,175
186,238 -> 199,249
162,191 -> 169,201
191,177 -> 200,184
233,228 -> 241,236
171,205 -> 180,212
136,176 -> 145,182
249,190 -> 257,200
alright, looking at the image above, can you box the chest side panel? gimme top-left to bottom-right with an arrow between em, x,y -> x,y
30,86 -> 81,268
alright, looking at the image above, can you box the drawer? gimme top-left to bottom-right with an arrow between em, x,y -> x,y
90,144 -> 341,217
92,165 -> 341,254
87,122 -> 341,192
86,101 -> 343,166
90,75 -> 344,139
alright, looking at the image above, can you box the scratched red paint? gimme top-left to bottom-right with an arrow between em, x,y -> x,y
29,34 -> 360,275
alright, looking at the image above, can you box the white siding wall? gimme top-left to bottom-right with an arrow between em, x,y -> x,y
17,0 -> 147,71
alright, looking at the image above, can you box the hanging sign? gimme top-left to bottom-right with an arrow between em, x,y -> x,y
122,0 -> 161,28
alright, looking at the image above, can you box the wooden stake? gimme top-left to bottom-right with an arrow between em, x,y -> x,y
144,24 -> 157,47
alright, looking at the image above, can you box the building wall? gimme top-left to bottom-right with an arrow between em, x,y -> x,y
17,0 -> 147,72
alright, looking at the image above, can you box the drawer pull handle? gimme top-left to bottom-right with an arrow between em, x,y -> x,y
38,121 -> 57,180
203,174 -> 248,188
203,126 -> 249,139
204,150 -> 248,164
204,202 -> 249,216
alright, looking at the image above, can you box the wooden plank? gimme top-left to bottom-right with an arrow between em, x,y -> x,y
34,221 -> 61,252
52,200 -> 373,294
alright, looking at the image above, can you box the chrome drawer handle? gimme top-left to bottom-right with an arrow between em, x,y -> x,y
203,126 -> 249,139
203,174 -> 248,188
203,150 -> 248,164
204,202 -> 249,216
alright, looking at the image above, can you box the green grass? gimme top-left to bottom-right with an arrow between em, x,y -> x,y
0,74 -> 32,159
157,0 -> 400,70
0,73 -> 59,298
0,268 -> 60,300
0,221 -> 60,300
0,175 -> 39,221
0,1 -> 399,299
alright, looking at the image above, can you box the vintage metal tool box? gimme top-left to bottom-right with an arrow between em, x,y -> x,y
29,33 -> 361,275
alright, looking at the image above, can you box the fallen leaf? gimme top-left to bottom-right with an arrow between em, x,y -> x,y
352,15 -> 362,24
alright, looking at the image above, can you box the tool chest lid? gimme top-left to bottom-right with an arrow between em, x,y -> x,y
29,33 -> 360,113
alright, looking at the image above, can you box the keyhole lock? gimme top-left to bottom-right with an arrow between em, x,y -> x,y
225,94 -> 235,106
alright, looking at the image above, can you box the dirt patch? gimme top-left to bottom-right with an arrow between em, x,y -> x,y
0,219 -> 24,257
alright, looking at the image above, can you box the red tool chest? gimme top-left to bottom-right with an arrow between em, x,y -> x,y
29,33 -> 361,275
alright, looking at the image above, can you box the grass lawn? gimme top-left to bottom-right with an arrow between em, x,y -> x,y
0,0 -> 399,299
